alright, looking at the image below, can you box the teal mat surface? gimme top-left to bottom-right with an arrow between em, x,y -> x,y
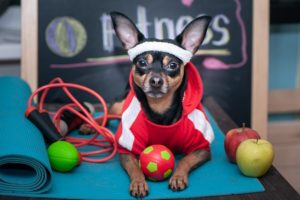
0,76 -> 265,199
0,76 -> 52,194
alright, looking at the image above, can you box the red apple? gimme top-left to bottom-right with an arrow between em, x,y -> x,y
224,123 -> 260,163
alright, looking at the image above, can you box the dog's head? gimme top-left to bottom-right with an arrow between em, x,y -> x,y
111,12 -> 210,99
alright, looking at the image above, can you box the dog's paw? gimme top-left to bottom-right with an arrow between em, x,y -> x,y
79,124 -> 96,134
169,174 -> 188,191
109,100 -> 125,116
130,178 -> 149,198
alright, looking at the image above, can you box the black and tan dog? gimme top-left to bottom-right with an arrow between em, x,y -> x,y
109,12 -> 215,198
85,12 -> 215,198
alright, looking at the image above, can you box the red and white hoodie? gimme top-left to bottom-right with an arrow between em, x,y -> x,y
115,62 -> 214,156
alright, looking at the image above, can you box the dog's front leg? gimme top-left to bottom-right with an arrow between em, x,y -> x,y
120,154 -> 149,197
169,149 -> 211,191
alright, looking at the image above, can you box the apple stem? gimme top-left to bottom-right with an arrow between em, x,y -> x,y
242,123 -> 246,132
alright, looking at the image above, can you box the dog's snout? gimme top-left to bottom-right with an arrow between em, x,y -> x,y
150,76 -> 163,88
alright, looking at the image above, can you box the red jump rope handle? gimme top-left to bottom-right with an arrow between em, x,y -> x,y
26,108 -> 62,143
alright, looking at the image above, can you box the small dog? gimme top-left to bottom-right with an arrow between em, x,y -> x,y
108,12 -> 215,198
109,12 -> 215,197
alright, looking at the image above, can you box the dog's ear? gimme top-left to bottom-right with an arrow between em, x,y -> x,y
110,12 -> 145,50
176,15 -> 211,54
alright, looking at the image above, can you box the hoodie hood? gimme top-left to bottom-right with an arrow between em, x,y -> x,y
129,62 -> 203,115
181,62 -> 203,114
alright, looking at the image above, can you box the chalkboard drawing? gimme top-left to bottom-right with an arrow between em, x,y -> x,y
45,17 -> 87,57
48,0 -> 248,71
202,0 -> 247,69
181,0 -> 194,7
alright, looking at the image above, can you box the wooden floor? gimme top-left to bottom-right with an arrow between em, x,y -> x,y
268,121 -> 300,193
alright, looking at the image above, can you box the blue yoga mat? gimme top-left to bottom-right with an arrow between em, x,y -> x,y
0,76 -> 52,194
0,76 -> 265,199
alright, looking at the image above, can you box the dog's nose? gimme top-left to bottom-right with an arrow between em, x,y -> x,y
150,76 -> 163,88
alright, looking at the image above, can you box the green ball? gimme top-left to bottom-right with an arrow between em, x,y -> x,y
47,141 -> 80,172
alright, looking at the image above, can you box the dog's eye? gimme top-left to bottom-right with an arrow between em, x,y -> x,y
165,62 -> 179,71
137,59 -> 147,67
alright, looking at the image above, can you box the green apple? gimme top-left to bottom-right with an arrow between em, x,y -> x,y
236,139 -> 274,177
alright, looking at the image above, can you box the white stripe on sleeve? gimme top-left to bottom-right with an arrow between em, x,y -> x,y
187,109 -> 215,143
118,96 -> 141,151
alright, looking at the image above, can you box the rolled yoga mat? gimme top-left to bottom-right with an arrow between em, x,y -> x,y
0,76 -> 52,194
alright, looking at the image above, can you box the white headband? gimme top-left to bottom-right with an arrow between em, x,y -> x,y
127,41 -> 193,65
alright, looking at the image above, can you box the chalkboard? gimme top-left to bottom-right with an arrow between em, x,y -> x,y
21,0 -> 269,138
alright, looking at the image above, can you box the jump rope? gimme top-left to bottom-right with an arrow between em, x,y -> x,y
25,77 -> 121,163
